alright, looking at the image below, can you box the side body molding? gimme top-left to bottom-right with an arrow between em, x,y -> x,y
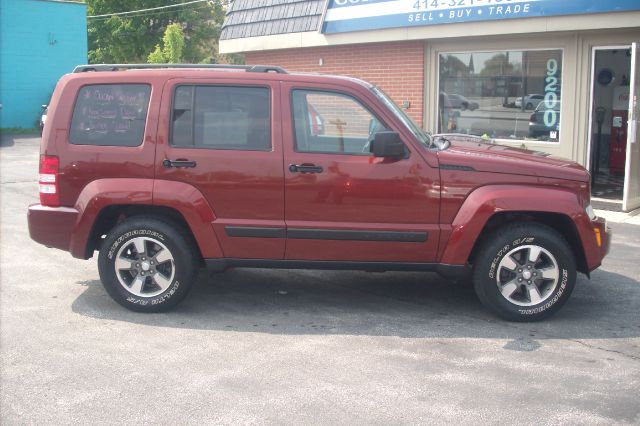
440,185 -> 597,268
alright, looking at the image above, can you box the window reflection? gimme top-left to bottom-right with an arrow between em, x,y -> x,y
438,50 -> 562,142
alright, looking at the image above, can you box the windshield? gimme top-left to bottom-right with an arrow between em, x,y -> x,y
370,86 -> 432,147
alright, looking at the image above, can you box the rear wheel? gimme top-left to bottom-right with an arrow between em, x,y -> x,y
472,222 -> 576,321
98,217 -> 199,312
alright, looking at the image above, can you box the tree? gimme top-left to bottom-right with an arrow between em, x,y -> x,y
148,23 -> 185,63
163,23 -> 184,63
147,45 -> 165,64
87,0 -> 228,64
480,53 -> 517,77
440,55 -> 469,77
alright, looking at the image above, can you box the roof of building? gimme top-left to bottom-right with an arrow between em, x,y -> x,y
220,0 -> 325,41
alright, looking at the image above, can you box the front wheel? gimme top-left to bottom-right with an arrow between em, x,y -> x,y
472,222 -> 577,321
98,217 -> 199,312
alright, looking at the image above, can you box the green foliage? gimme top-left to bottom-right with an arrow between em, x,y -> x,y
200,52 -> 245,65
147,44 -> 165,64
0,127 -> 39,135
163,23 -> 184,63
87,0 -> 227,64
147,23 -> 185,63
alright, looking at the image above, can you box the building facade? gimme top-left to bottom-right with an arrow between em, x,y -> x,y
220,0 -> 640,212
0,0 -> 87,129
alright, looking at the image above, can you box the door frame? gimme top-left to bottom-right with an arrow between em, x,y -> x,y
585,45 -> 631,179
623,41 -> 640,212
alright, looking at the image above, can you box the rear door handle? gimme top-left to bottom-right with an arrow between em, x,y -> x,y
163,159 -> 197,168
289,163 -> 323,174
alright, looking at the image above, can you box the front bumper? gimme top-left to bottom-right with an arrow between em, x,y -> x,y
28,204 -> 79,253
587,216 -> 611,272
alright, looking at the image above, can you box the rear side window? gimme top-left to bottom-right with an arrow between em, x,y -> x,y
70,84 -> 151,146
171,85 -> 271,151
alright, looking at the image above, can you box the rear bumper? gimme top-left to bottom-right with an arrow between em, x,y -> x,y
28,204 -> 79,253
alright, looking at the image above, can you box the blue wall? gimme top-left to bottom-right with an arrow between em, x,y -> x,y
0,0 -> 87,129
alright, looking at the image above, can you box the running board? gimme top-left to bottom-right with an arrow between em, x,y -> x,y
205,258 -> 471,281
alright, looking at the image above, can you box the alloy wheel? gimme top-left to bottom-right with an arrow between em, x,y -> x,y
114,236 -> 175,298
496,245 -> 560,307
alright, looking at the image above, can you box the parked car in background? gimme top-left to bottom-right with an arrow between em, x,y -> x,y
448,94 -> 479,111
439,92 -> 458,132
516,94 -> 544,110
529,101 -> 560,140
39,105 -> 48,135
308,104 -> 324,136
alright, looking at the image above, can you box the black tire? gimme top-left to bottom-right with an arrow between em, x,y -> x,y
526,102 -> 534,110
472,222 -> 576,322
98,217 -> 199,312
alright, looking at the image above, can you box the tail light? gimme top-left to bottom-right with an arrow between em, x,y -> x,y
529,113 -> 537,123
39,155 -> 59,207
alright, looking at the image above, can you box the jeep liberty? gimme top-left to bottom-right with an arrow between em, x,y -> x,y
28,64 -> 611,321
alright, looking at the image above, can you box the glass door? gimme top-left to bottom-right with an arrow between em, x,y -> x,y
587,46 -> 633,209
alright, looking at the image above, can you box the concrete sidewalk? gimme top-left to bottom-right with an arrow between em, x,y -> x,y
595,208 -> 640,225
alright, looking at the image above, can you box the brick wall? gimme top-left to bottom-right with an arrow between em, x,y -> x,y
245,41 -> 425,126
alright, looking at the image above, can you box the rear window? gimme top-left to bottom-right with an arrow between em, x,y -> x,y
69,84 -> 151,146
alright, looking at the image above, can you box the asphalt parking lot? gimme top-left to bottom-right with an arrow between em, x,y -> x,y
1,134 -> 639,425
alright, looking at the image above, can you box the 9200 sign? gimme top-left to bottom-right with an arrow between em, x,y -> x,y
543,58 -> 560,140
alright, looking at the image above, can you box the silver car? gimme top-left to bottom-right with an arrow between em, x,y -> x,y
516,94 -> 544,110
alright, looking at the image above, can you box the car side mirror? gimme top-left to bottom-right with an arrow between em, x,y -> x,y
370,131 -> 405,159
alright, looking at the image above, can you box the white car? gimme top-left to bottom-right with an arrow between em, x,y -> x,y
39,105 -> 48,135
515,94 -> 544,110
447,94 -> 479,111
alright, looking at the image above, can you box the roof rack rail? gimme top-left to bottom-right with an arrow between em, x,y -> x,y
72,64 -> 288,74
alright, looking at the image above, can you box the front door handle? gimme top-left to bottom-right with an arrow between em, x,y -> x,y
289,163 -> 323,174
163,159 -> 197,168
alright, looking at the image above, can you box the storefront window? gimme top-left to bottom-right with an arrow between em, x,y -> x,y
438,49 -> 562,142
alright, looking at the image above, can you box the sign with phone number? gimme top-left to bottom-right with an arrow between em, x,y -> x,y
321,0 -> 640,34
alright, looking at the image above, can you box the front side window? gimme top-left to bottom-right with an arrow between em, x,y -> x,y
171,85 -> 271,151
292,90 -> 387,154
70,84 -> 151,146
438,49 -> 562,142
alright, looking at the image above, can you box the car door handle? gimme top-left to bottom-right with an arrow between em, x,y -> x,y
289,163 -> 323,174
163,159 -> 197,168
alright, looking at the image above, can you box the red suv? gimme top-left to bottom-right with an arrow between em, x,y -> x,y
29,64 -> 610,321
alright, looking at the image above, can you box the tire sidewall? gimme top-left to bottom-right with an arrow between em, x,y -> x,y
475,225 -> 576,321
98,219 -> 194,311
